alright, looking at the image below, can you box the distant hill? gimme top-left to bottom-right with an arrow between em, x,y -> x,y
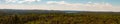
0,9 -> 120,14
0,9 -> 65,14
0,9 -> 120,24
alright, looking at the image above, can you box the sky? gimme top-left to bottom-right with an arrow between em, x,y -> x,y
0,0 -> 120,12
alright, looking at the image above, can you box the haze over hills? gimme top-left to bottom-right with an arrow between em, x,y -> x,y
0,9 -> 120,24
0,9 -> 120,12
0,9 -> 120,14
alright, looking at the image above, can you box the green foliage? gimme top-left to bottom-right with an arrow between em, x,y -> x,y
0,13 -> 120,24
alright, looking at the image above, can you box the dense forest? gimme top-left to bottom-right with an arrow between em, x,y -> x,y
0,10 -> 120,24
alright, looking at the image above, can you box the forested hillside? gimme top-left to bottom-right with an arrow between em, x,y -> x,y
0,10 -> 120,24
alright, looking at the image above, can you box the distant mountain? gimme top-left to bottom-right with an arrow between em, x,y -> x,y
0,9 -> 120,14
0,9 -> 65,14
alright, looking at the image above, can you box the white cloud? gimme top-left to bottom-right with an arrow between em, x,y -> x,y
23,0 -> 41,2
46,1 -> 120,12
88,1 -> 92,3
47,1 -> 112,8
47,1 -> 67,5
0,4 -> 50,10
5,0 -> 17,3
5,0 -> 41,3
0,1 -> 120,12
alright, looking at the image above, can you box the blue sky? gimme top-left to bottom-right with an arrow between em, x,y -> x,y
0,0 -> 120,12
0,0 -> 119,5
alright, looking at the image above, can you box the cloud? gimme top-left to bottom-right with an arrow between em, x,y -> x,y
0,1 -> 120,12
46,1 -> 120,12
5,0 -> 17,3
0,4 -> 51,10
23,0 -> 41,2
47,1 -> 67,5
5,0 -> 41,3
47,1 -> 112,8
